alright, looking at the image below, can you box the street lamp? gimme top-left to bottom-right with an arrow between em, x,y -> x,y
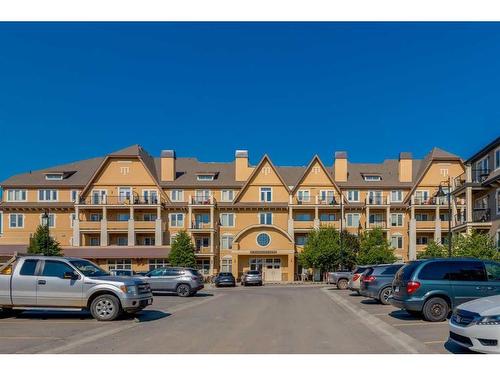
435,177 -> 452,258
41,211 -> 50,254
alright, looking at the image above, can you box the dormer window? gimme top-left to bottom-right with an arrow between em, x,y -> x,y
197,174 -> 215,181
363,175 -> 382,181
45,173 -> 63,181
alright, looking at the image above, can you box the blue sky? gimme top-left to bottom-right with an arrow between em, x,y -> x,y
0,22 -> 498,182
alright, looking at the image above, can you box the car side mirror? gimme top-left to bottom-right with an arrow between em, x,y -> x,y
64,271 -> 79,280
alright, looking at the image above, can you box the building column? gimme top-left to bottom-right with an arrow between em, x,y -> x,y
73,206 -> 80,246
386,207 -> 390,231
366,206 -> 370,229
435,205 -> 441,242
128,206 -> 135,246
466,186 -> 473,223
232,253 -> 239,280
101,206 -> 108,246
155,206 -> 162,246
209,254 -> 214,276
313,206 -> 319,229
288,205 -> 294,237
409,218 -> 417,260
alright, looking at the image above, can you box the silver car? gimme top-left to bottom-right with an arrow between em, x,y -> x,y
143,267 -> 204,297
241,270 -> 263,286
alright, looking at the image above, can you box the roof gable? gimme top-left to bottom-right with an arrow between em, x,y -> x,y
291,155 -> 341,194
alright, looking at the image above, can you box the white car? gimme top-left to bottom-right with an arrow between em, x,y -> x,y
449,294 -> 500,354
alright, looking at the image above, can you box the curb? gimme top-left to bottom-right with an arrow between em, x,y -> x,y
321,287 -> 434,354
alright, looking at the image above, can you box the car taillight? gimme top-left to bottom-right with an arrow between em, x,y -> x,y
352,274 -> 360,281
406,281 -> 421,294
363,275 -> 376,283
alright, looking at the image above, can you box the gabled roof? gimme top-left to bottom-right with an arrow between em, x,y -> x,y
290,155 -> 342,194
234,155 -> 291,203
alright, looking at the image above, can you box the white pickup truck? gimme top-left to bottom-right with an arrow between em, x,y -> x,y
0,255 -> 153,321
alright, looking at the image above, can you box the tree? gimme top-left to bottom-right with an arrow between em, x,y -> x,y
298,227 -> 359,272
169,230 -> 197,267
356,228 -> 397,265
27,224 -> 62,256
417,230 -> 498,260
417,240 -> 447,259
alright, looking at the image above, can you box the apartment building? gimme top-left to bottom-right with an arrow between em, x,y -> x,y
451,136 -> 500,247
0,145 -> 465,281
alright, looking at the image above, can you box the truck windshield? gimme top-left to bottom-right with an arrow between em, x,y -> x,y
70,260 -> 109,277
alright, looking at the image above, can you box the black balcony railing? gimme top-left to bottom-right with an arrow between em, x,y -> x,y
367,196 -> 384,205
473,208 -> 491,222
191,222 -> 212,229
368,221 -> 386,228
318,197 -> 337,205
190,195 -> 214,205
454,173 -> 466,189
471,169 -> 490,183
79,195 -> 160,205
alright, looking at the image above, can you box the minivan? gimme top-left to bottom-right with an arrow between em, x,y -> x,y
390,258 -> 500,322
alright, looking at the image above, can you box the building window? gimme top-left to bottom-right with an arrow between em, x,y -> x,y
391,235 -> 403,249
117,213 -> 130,221
108,259 -> 131,270
296,235 -> 307,246
118,187 -> 132,203
194,189 -> 211,204
170,189 -> 184,202
90,213 -> 103,222
497,189 -> 500,215
195,237 -> 210,251
415,213 -> 429,221
89,237 -> 100,246
143,213 -> 157,222
260,187 -> 272,202
497,231 -> 500,249
259,212 -> 273,225
0,212 -> 3,235
320,213 -> 336,221
45,173 -> 63,180
295,213 -> 312,221
196,259 -> 211,275
40,213 -> 56,228
117,237 -> 128,246
7,189 -> 27,202
71,190 -> 79,203
221,235 -> 233,250
346,213 -> 360,228
196,174 -> 215,181
170,213 -> 184,227
142,190 -> 158,204
221,190 -> 234,202
220,213 -> 235,227
439,213 -> 450,221
9,214 -> 24,228
347,190 -> 359,202
391,190 -> 403,202
416,236 -> 428,245
142,237 -> 155,246
257,233 -> 271,247
391,213 -> 404,227
414,190 -> 429,205
297,190 -> 310,202
221,257 -> 232,273
149,259 -> 168,271
91,190 -> 107,204
69,213 -> 76,228
369,213 -> 383,224
38,189 -> 58,201
319,190 -> 335,204
495,148 -> 500,171
363,175 -> 382,181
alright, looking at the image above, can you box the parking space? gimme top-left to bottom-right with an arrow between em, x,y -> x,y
324,288 -> 474,354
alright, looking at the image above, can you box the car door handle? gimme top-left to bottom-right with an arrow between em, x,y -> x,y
38,280 -> 47,285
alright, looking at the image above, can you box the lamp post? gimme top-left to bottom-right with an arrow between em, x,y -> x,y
41,210 -> 50,254
435,177 -> 452,257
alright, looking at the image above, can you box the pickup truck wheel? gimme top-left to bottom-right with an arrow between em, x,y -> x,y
90,294 -> 121,321
422,297 -> 449,322
176,284 -> 191,297
379,287 -> 393,305
337,279 -> 348,290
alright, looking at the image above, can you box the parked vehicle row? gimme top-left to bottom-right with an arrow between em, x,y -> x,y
341,258 -> 500,354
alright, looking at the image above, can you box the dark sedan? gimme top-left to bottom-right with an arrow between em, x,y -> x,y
360,264 -> 404,305
214,272 -> 236,287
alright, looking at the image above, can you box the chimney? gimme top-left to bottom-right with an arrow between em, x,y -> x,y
398,152 -> 413,182
334,151 -> 348,182
235,150 -> 253,181
161,150 -> 176,181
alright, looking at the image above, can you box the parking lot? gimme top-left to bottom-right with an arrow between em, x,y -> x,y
0,285 -> 473,354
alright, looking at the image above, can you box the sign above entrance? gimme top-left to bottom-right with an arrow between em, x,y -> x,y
250,250 -> 278,255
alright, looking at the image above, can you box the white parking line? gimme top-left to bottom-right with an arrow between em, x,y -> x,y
424,340 -> 447,345
0,336 -> 62,340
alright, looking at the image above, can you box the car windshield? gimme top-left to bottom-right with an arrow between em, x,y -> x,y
248,271 -> 260,275
219,272 -> 232,276
70,259 -> 109,277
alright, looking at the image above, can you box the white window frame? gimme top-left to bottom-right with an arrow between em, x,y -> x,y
148,258 -> 169,270
6,189 -> 27,202
89,237 -> 100,246
221,234 -> 234,250
495,147 -> 500,171
91,189 -> 107,204
391,213 -> 404,227
259,212 -> 273,225
414,190 -> 429,204
391,234 -> 403,249
416,236 -> 429,245
169,213 -> 184,228
0,211 -> 3,235
319,190 -> 335,203
220,213 -> 235,227
45,173 -> 63,181
143,213 -> 157,222
297,190 -> 311,202
196,174 -> 215,181
143,237 -> 155,246
108,259 -> 131,270
390,190 -> 403,202
170,189 -> 184,202
260,187 -> 272,202
116,236 -> 128,246
39,213 -> 56,228
118,187 -> 132,203
363,175 -> 382,181
346,213 -> 360,228
9,213 -> 24,229
142,189 -> 159,204
347,190 -> 359,202
221,257 -> 233,273
497,188 -> 500,215
220,190 -> 234,202
69,213 -> 76,228
38,189 -> 58,202
70,190 -> 80,203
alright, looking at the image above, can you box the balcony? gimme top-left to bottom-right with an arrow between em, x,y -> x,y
413,196 -> 448,206
189,222 -> 214,232
455,208 -> 491,226
78,195 -> 161,206
79,221 -> 102,231
366,195 -> 388,206
107,221 -> 129,231
291,195 -> 339,206
368,221 -> 387,229
134,221 -> 157,231
293,220 -> 315,230
189,195 -> 215,205
319,221 -> 340,229
416,220 -> 435,230
195,246 -> 212,254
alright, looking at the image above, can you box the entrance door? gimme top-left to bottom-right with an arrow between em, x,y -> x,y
263,258 -> 282,282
